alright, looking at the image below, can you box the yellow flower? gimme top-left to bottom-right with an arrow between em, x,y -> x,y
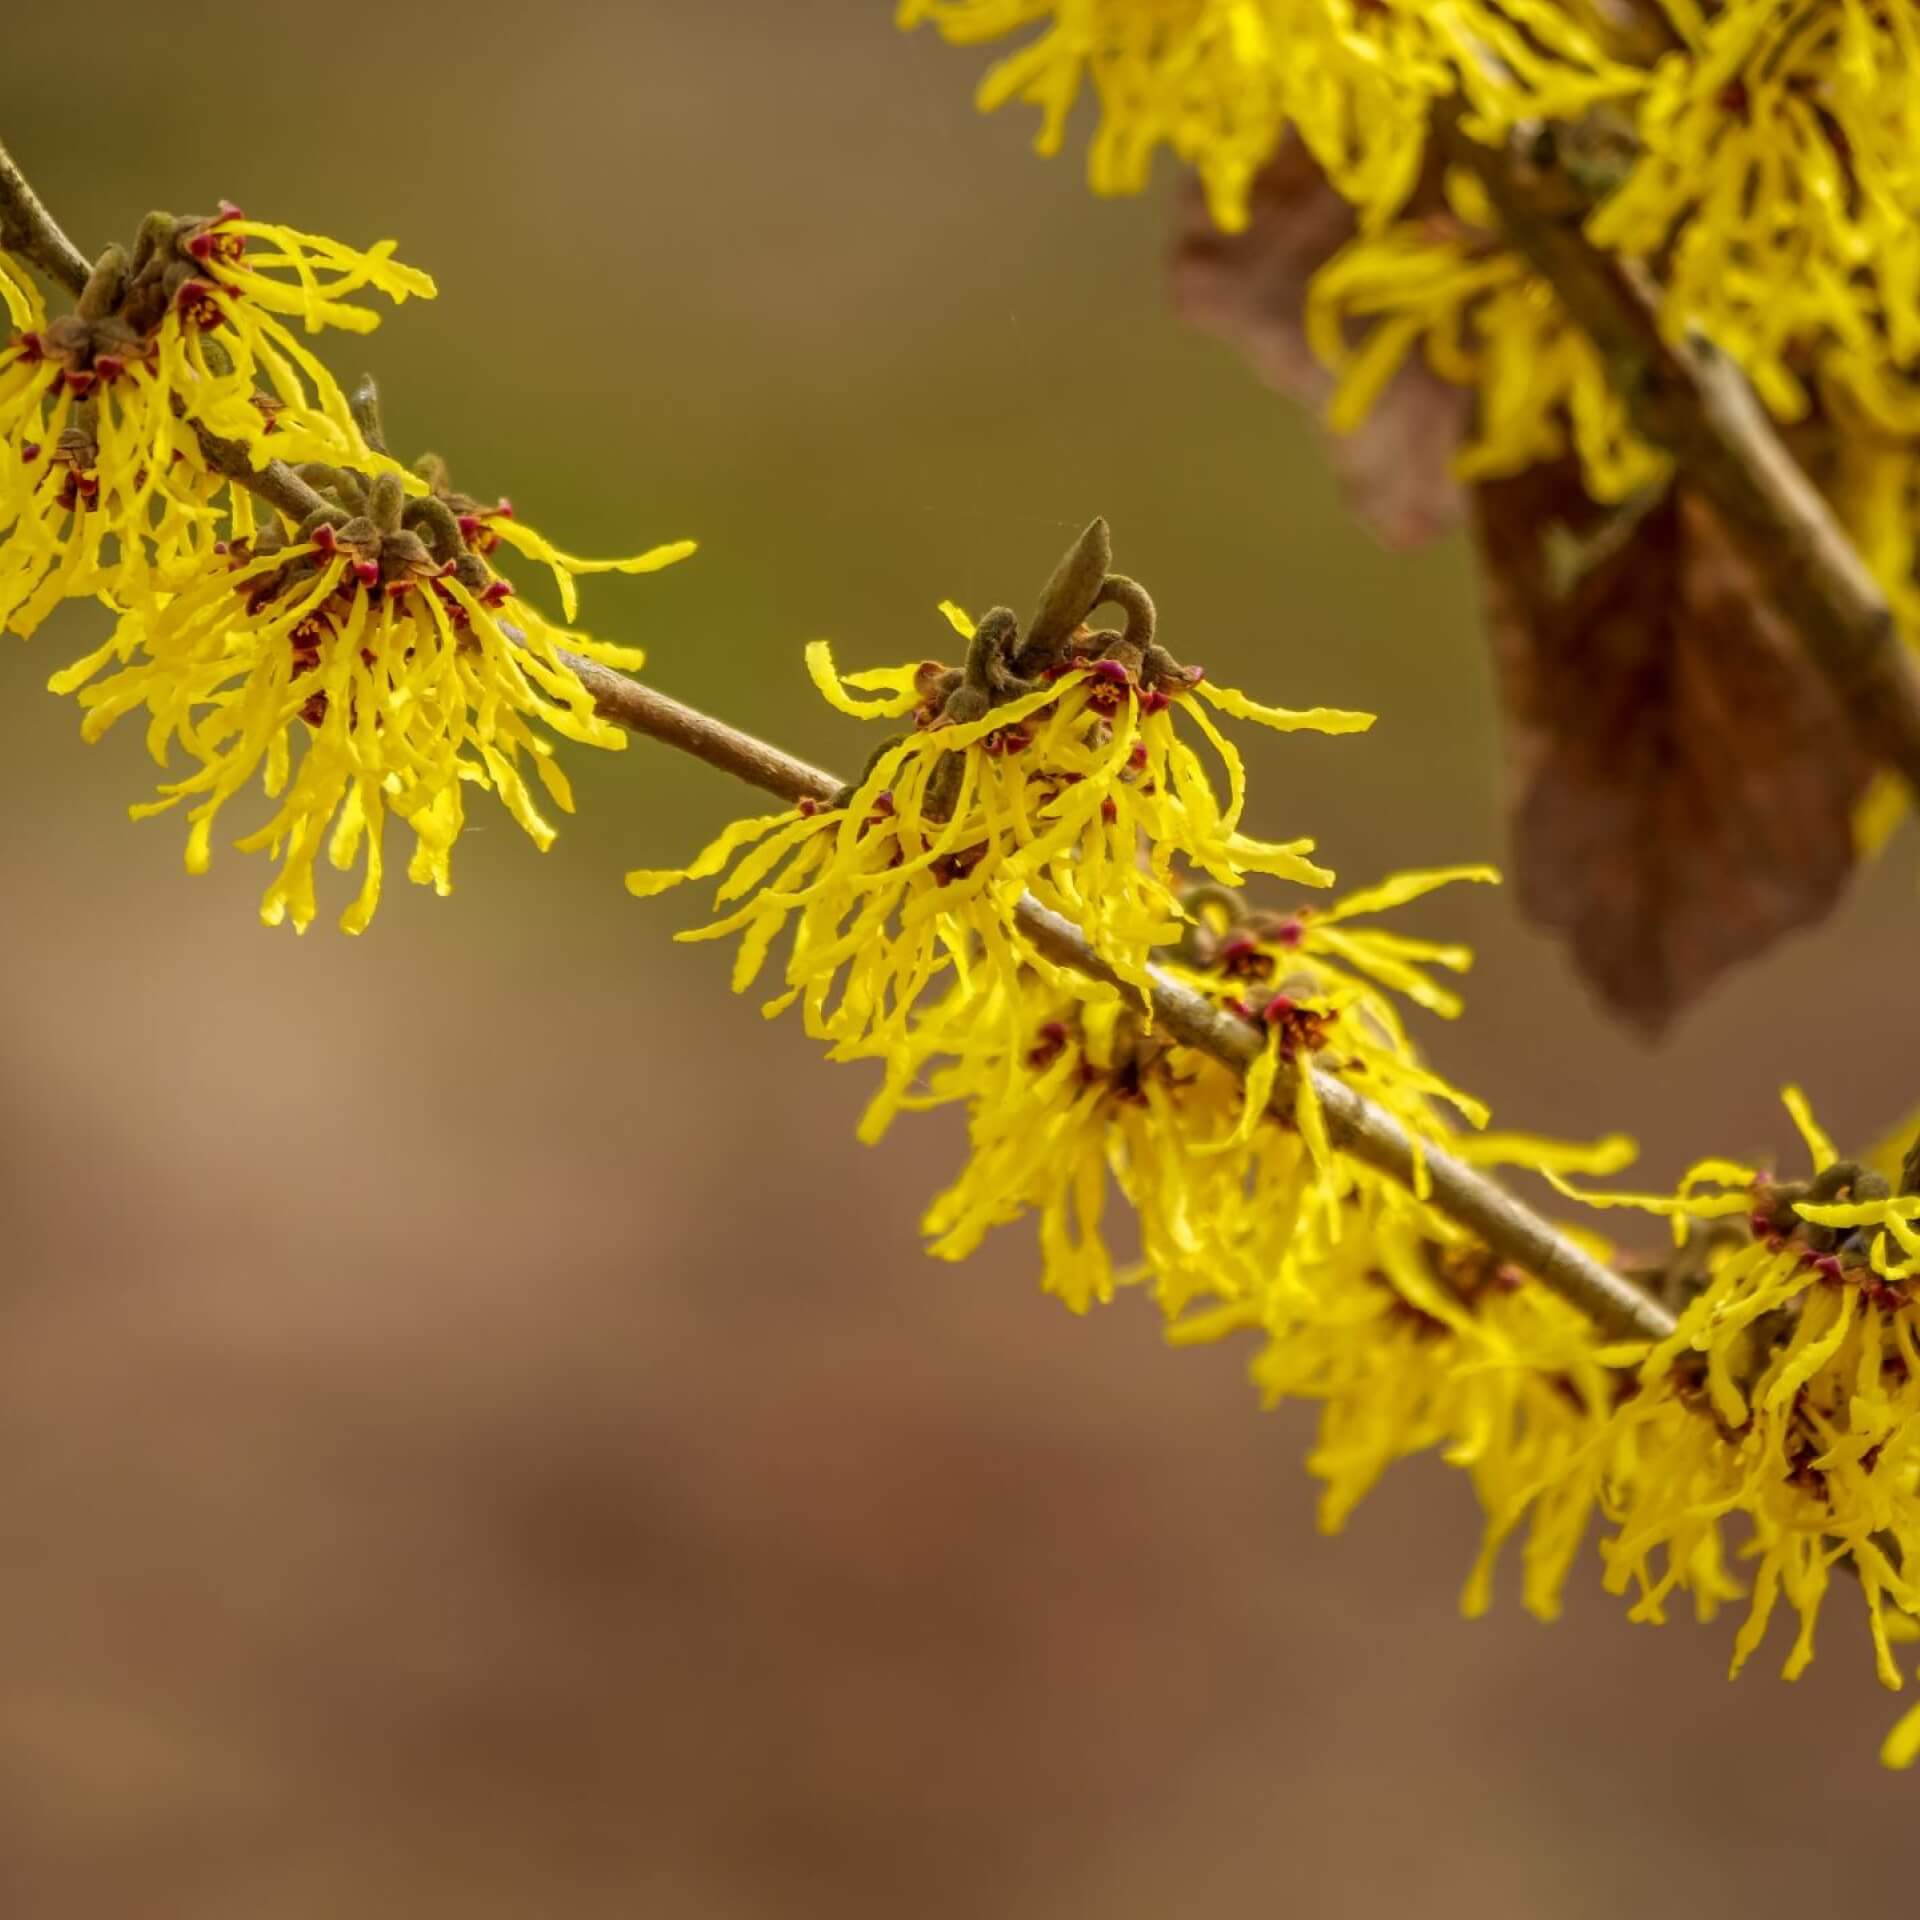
900,0 -> 1294,228
628,645 -> 1361,1046
55,463 -> 693,932
908,969 -> 1263,1313
0,206 -> 431,638
880,856 -> 1640,1611
878,863 -> 1615,1321
1179,1196 -> 1629,1620
891,947 -> 1441,1316
814,614 -> 1366,953
1829,426 -> 1920,652
409,452 -> 684,626
1589,0 -> 1920,424
0,326 -> 225,638
1307,168 -> 1667,502
1,249 -> 42,333
1556,1087 -> 1920,1763
134,204 -> 434,455
1134,867 -> 1637,1620
1824,425 -> 1920,864
645,605 -> 1648,1630
898,0 -> 1639,230
628,526 -> 1371,1054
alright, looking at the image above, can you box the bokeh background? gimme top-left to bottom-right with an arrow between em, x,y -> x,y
4,6 -> 1918,1914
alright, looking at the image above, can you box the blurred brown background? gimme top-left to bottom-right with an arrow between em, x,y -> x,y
4,5 -> 1917,1914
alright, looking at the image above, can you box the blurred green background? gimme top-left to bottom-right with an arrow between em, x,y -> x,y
5,5 -> 1918,1914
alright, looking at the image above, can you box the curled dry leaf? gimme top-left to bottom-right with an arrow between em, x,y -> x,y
1472,460 -> 1868,1036
1170,138 -> 1468,550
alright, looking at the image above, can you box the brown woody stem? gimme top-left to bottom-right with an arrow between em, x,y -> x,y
0,137 -> 90,296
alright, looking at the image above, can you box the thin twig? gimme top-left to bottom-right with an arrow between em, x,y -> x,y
1443,113 -> 1920,808
0,137 -> 90,295
0,134 -> 1675,1344
569,664 -> 1676,1344
192,427 -> 332,523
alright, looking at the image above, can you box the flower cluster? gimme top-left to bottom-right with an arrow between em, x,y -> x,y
1833,430 -> 1920,667
1193,1202 -> 1626,1619
628,518 -> 1369,1045
897,0 -> 1638,230
1555,1092 -> 1920,1766
626,517 -> 1920,1770
908,872 -> 1636,1616
58,461 -> 690,931
0,249 -> 40,333
2,207 -> 431,638
2,204 -> 694,930
1590,0 -> 1920,427
1307,168 -> 1667,504
632,523 -> 1650,1616
904,0 -> 1920,702
903,918 -> 1920,1747
14,140 -> 1920,1785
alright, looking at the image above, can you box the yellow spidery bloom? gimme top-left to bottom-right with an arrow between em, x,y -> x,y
898,0 -> 1640,230
893,960 -> 1386,1315
1556,1088 -> 1920,1768
627,522 -> 1371,1056
902,967 -> 1262,1314
1178,1193 -> 1635,1620
130,203 -> 434,457
1589,0 -> 1920,424
1153,871 -> 1635,1627
636,568 -> 1651,1630
0,205 -> 431,638
1307,169 -> 1667,503
1,250 -> 42,333
870,853 -> 1638,1607
1177,860 -> 1496,1014
1822,423 -> 1920,865
874,862 -> 1601,1310
55,463 -> 693,932
410,452 -> 685,626
1159,866 -> 1509,1182
1823,426 -> 1920,879
897,857 -> 1639,1609
1829,427 -> 1920,653
902,977 -> 1371,1316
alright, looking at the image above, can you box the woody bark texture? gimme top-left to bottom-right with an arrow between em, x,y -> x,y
0,138 -> 89,293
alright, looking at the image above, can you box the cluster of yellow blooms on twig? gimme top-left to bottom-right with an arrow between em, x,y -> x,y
629,518 -> 1920,1770
0,204 -> 692,930
901,0 -> 1920,606
7,0 -> 1920,1772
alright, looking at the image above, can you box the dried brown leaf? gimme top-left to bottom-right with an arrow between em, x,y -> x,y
1170,140 -> 1468,549
1472,461 -> 1868,1035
